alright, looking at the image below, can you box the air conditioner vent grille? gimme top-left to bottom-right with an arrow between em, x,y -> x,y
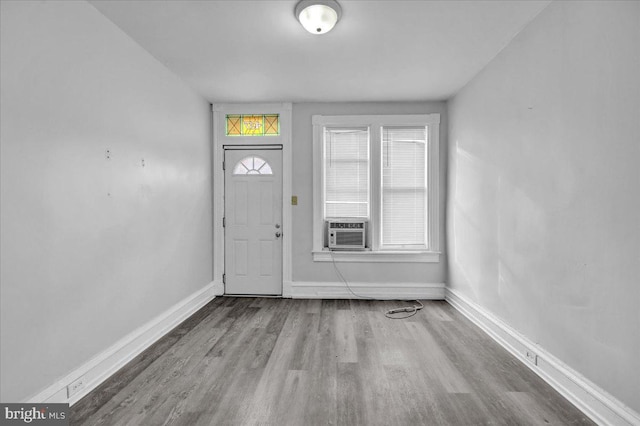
327,220 -> 367,250
336,231 -> 364,246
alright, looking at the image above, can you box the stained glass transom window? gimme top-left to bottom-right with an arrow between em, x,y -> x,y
226,114 -> 279,136
233,156 -> 273,175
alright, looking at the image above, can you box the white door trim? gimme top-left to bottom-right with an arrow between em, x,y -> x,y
212,103 -> 293,297
224,146 -> 283,295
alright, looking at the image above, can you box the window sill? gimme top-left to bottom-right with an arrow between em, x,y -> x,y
312,249 -> 440,263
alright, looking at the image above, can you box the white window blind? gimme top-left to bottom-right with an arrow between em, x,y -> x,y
323,128 -> 369,218
382,126 -> 427,248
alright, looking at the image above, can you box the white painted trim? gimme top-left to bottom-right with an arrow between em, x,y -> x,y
213,280 -> 224,296
291,281 -> 445,299
427,117 -> 440,253
312,114 -> 440,127
445,288 -> 640,426
281,107 -> 293,292
282,280 -> 294,298
212,106 -> 225,293
212,103 -> 292,295
312,118 -> 324,253
312,250 -> 440,263
25,282 -> 217,406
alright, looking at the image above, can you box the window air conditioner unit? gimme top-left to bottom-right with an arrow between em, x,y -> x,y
327,220 -> 367,250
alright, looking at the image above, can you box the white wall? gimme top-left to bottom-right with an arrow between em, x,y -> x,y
447,0 -> 639,413
0,1 -> 212,402
292,102 -> 447,284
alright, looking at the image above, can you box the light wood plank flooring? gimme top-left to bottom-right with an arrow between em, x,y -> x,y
71,298 -> 594,425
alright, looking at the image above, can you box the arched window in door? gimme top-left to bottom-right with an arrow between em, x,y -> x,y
232,156 -> 273,175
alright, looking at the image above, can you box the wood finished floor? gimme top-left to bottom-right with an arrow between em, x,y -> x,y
71,298 -> 594,425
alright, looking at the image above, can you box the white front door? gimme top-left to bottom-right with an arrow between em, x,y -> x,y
224,148 -> 283,295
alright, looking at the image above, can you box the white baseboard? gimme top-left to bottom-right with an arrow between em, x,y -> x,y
291,281 -> 445,299
25,282 -> 217,406
445,288 -> 640,426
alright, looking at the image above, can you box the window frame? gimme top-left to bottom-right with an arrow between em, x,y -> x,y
312,114 -> 440,263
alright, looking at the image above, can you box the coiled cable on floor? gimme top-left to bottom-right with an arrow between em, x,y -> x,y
384,299 -> 424,319
329,250 -> 423,319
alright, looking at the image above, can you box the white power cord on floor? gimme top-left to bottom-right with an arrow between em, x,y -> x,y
329,249 -> 424,319
384,299 -> 424,319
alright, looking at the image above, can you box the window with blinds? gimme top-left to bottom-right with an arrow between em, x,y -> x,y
381,127 -> 427,248
323,128 -> 369,218
312,113 -> 440,260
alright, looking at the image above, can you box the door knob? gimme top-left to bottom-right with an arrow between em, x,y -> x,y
275,224 -> 281,229
275,232 -> 282,238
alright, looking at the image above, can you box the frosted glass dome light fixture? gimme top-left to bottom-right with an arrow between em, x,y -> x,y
295,0 -> 342,35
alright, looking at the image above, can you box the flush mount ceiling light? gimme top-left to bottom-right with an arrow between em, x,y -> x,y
295,0 -> 342,35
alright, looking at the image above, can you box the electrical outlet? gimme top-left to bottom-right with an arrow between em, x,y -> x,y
525,350 -> 538,366
67,377 -> 86,398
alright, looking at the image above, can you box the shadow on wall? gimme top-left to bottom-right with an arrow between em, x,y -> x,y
449,144 -> 588,341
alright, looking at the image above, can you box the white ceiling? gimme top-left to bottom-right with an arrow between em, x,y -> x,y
89,0 -> 551,103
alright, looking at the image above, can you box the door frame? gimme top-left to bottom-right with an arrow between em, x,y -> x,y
223,145 -> 283,295
212,103 -> 293,297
